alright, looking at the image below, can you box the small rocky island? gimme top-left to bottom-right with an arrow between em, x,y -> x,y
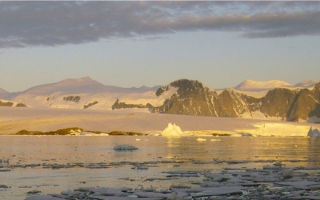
15,127 -> 144,136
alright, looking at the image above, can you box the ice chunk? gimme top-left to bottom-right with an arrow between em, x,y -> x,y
113,144 -> 138,151
161,123 -> 184,137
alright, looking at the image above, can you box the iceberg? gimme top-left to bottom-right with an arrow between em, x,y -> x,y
161,123 -> 184,137
308,127 -> 320,137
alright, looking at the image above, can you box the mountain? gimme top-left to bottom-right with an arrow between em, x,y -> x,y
9,77 -> 163,110
234,79 -> 293,91
146,79 -> 320,123
2,77 -> 320,123
0,88 -> 8,94
22,77 -> 157,95
294,80 -> 319,88
0,88 -> 16,100
152,79 -> 219,116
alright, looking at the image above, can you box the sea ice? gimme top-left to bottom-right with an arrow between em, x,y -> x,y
25,195 -> 63,200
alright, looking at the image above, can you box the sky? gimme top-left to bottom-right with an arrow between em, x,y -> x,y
1,1 -> 320,92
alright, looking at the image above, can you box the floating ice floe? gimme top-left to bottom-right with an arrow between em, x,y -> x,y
113,144 -> 138,151
24,163 -> 320,200
308,127 -> 320,137
25,195 -> 63,200
161,123 -> 184,137
0,168 -> 11,172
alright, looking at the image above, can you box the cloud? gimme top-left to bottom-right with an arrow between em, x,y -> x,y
0,1 -> 319,48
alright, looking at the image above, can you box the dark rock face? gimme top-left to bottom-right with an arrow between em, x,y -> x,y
154,79 -> 320,122
260,88 -> 298,120
115,79 -> 320,122
217,89 -> 255,118
153,79 -> 219,116
311,83 -> 320,119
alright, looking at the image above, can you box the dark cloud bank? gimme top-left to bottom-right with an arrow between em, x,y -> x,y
0,1 -> 319,48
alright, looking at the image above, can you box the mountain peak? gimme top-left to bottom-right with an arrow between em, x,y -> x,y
71,76 -> 93,82
156,79 -> 206,96
170,79 -> 204,88
23,77 -> 105,95
58,77 -> 97,85
0,88 -> 8,93
294,80 -> 319,88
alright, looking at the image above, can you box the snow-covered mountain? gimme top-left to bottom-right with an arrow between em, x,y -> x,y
144,79 -> 320,123
234,79 -> 318,92
0,88 -> 8,94
1,77 -> 320,123
294,80 -> 319,88
22,77 -> 159,95
5,77 -> 164,110
234,79 -> 293,91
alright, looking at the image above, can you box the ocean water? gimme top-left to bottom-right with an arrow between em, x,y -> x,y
1,136 -> 320,199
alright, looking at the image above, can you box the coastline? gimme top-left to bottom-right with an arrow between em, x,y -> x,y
1,107 -> 320,137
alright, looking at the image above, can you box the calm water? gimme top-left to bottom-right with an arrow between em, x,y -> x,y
1,136 -> 320,199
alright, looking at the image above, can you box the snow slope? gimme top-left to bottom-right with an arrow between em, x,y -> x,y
234,79 -> 293,91
294,80 -> 319,88
1,107 -> 320,137
11,77 -> 164,110
233,79 -> 318,98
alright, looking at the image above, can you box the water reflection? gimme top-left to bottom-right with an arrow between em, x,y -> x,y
2,136 -> 320,200
1,136 -> 320,167
162,137 -> 320,167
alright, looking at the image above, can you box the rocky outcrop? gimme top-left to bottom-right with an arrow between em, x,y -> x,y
112,99 -> 152,110
0,100 -> 27,107
152,79 -> 219,116
83,101 -> 99,109
63,96 -> 81,102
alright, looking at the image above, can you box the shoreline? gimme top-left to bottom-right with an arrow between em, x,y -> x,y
3,127 -> 320,138
1,107 -> 320,137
